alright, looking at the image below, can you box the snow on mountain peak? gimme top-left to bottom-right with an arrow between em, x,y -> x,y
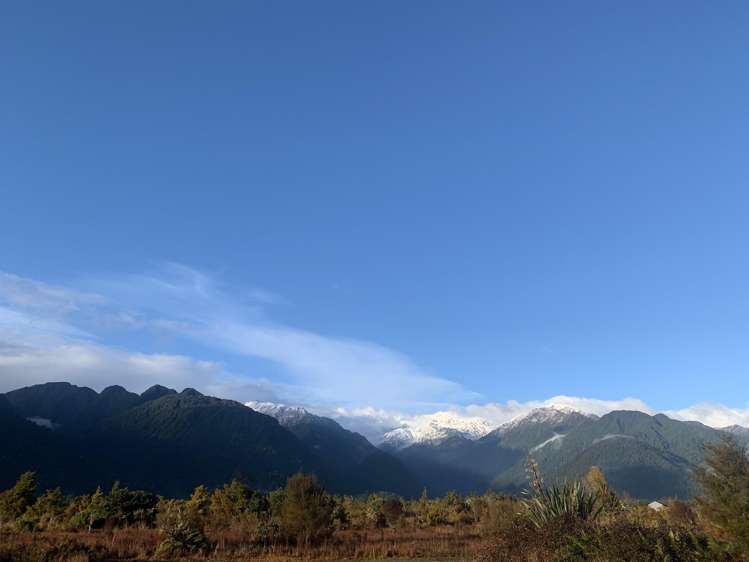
246,401 -> 310,425
381,411 -> 496,449
499,405 -> 591,432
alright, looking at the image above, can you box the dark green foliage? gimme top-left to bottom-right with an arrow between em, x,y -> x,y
0,472 -> 37,524
280,473 -> 334,544
105,482 -> 158,527
694,436 -> 749,557
209,479 -> 269,528
522,481 -> 601,528
15,487 -> 65,531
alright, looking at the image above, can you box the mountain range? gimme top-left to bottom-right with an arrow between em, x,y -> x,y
0,383 -> 416,497
2,382 -> 747,500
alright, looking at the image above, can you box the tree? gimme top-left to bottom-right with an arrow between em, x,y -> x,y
694,436 -> 749,554
280,473 -> 333,545
16,487 -> 66,531
584,466 -> 621,513
84,487 -> 109,531
187,485 -> 210,518
0,472 -> 37,526
209,479 -> 268,528
107,482 -> 158,527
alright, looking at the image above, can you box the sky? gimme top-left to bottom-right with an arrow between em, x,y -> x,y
2,2 -> 749,436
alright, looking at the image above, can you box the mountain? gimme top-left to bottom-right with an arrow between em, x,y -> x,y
1,385 -> 319,496
381,411 -> 495,450
248,402 -> 420,496
5,382 -> 175,431
0,383 -> 418,498
5,383 -> 749,500
521,411 -> 729,498
387,406 -> 737,499
723,424 -> 749,441
389,407 -> 591,495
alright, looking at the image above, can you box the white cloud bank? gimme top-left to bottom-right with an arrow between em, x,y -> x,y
1,266 -> 748,438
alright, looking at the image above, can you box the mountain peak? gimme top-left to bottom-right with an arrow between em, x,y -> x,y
381,411 -> 495,449
500,405 -> 592,431
246,401 -> 312,425
141,384 -> 177,401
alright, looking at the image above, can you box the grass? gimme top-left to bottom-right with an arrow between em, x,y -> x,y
0,525 -> 482,561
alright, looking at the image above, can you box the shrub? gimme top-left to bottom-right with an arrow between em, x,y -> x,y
16,488 -> 66,531
209,479 -> 269,529
694,436 -> 749,556
381,497 -> 404,526
106,482 -> 158,528
584,466 -> 622,514
156,500 -> 209,558
522,481 -> 601,528
0,472 -> 37,526
280,473 -> 334,545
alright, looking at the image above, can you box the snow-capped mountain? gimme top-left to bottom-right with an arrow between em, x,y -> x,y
381,411 -> 496,449
246,401 -> 311,426
485,406 -> 596,453
495,405 -> 595,435
722,424 -> 749,438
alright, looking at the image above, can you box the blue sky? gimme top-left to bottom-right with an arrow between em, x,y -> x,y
2,2 -> 749,431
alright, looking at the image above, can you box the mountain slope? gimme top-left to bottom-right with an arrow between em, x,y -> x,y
388,407 -> 739,499
389,407 -> 590,494
0,385 -> 318,497
249,402 -> 420,496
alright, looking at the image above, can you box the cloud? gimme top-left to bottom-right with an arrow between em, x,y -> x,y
77,264 -> 479,410
312,395 -> 749,444
0,341 -> 224,394
0,266 -> 476,409
462,395 -> 655,425
202,322 -> 479,409
3,266 -> 749,437
665,403 -> 749,428
0,272 -> 103,314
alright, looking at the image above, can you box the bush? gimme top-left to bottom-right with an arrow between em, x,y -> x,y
0,472 -> 37,526
16,488 -> 66,531
478,516 -> 721,562
155,500 -> 209,558
280,473 -> 334,545
106,482 -> 158,528
694,436 -> 749,557
522,481 -> 601,528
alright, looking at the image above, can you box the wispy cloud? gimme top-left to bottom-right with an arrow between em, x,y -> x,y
2,266 -> 748,437
0,265 -> 477,408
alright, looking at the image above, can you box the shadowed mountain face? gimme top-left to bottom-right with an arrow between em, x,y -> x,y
249,403 -> 419,496
6,382 -> 166,431
0,383 -> 420,498
389,408 -> 741,499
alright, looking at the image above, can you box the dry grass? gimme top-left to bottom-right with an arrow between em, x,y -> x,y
0,525 -> 482,561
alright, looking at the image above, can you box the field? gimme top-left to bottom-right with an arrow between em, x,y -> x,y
0,525 -> 481,562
